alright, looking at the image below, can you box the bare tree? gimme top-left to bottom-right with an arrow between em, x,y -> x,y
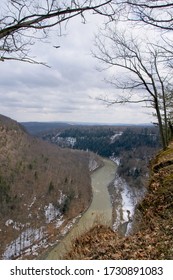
115,0 -> 173,31
94,28 -> 173,149
0,0 -> 115,64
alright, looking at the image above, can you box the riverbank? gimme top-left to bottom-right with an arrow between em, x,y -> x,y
65,144 -> 173,259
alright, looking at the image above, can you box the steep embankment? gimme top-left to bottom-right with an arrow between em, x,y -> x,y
0,114 -> 92,259
65,143 -> 173,259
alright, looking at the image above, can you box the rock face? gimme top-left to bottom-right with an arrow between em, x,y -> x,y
0,114 -> 91,259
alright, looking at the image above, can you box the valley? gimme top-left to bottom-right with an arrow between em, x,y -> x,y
0,116 -> 161,259
0,0 -> 173,261
24,122 -> 160,191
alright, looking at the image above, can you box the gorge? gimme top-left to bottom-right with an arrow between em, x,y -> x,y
43,158 -> 145,259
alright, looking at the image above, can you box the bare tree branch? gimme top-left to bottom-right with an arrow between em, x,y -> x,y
97,95 -> 152,105
94,27 -> 173,148
0,0 -> 115,64
116,0 -> 173,31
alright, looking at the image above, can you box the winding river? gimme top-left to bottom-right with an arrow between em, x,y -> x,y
45,158 -> 116,259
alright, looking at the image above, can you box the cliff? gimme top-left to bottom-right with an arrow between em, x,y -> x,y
65,143 -> 173,259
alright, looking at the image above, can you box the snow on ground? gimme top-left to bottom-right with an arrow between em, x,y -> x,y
3,214 -> 82,259
112,174 -> 145,234
3,227 -> 45,259
110,156 -> 121,166
3,214 -> 66,259
5,219 -> 13,226
44,191 -> 67,223
110,132 -> 123,143
44,203 -> 61,223
55,216 -> 64,228
60,215 -> 82,236
3,191 -> 68,259
5,219 -> 29,231
58,190 -> 66,205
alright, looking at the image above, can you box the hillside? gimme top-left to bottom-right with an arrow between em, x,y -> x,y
0,115 -> 93,259
26,123 -> 160,191
65,143 -> 173,259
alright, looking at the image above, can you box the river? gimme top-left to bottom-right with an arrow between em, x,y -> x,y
44,157 -> 145,259
45,158 -> 116,259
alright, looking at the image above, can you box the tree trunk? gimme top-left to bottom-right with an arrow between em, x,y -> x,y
155,98 -> 167,149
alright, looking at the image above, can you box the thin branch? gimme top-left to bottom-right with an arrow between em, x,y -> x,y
0,55 -> 50,67
0,1 -> 114,39
0,0 -> 115,64
97,96 -> 152,105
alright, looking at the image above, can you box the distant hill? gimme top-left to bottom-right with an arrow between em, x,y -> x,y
0,115 -> 92,259
21,122 -> 71,135
21,121 -> 154,136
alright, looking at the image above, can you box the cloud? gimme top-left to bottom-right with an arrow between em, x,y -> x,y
0,13 -> 154,124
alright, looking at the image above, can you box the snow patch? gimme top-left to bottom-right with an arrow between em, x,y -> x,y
60,215 -> 81,236
112,174 -> 145,234
5,219 -> 27,231
44,191 -> 67,223
58,191 -> 66,205
110,132 -> 123,143
3,227 -> 44,259
5,219 -> 13,226
110,156 -> 121,166
56,216 -> 64,228
44,203 -> 60,224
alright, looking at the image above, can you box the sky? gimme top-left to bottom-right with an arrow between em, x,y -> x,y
0,11 -> 154,125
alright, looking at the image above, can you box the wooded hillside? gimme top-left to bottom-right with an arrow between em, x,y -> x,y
0,115 -> 92,259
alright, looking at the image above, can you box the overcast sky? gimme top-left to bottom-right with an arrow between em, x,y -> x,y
0,12 -> 154,124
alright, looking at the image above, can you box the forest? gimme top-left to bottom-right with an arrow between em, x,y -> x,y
30,124 -> 161,189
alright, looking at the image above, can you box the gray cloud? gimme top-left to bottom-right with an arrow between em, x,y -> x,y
0,13 -> 153,124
